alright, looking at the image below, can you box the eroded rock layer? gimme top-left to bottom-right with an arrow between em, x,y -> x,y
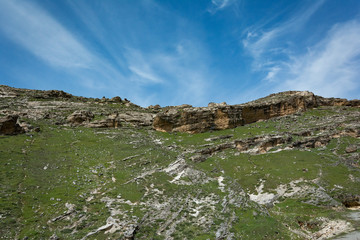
153,91 -> 359,133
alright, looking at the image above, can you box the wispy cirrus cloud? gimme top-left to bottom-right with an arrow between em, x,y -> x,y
124,40 -> 212,106
125,49 -> 165,84
0,0 -> 214,106
280,20 -> 360,98
240,0 -> 360,100
208,0 -> 238,13
0,0 -> 94,69
68,0 -> 214,106
243,0 -> 325,71
0,0 -> 130,95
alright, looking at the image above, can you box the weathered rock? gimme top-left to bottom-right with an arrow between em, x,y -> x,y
153,91 -> 317,133
292,136 -> 332,149
345,145 -> 358,153
34,90 -> 73,99
316,96 -> 360,107
19,122 -> 36,133
0,115 -> 24,135
110,96 -> 122,103
67,111 -> 94,125
235,135 -> 292,153
340,195 -> 360,208
153,91 -> 359,133
205,134 -> 233,142
147,104 -> 161,110
208,102 -> 227,107
87,114 -> 121,128
117,112 -> 155,127
153,105 -> 243,133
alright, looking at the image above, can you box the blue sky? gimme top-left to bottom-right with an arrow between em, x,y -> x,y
0,0 -> 359,107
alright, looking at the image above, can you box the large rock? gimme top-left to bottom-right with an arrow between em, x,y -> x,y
117,112 -> 155,127
87,113 -> 122,128
86,112 -> 155,128
67,111 -> 94,125
0,115 -> 24,135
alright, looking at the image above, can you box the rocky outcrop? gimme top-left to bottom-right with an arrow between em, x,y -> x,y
88,112 -> 154,128
189,124 -> 360,163
340,195 -> 360,208
153,91 -> 315,133
87,114 -> 122,128
67,111 -> 155,128
117,112 -> 155,127
235,135 -> 292,153
33,90 -> 73,99
241,91 -> 318,124
315,96 -> 360,107
0,115 -> 24,135
67,111 -> 94,126
153,91 -> 359,133
1,85 -> 358,134
153,106 -> 243,133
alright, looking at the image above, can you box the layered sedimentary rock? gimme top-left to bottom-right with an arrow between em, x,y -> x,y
1,85 -> 358,134
153,91 -> 359,133
67,111 -> 155,128
153,106 -> 243,133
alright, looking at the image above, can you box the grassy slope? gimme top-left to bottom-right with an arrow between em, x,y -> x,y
0,107 -> 359,239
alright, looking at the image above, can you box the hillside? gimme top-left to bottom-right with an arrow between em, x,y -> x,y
0,85 -> 359,240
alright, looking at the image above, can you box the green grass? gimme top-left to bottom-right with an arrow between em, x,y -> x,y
0,123 -> 177,239
1,105 -> 359,239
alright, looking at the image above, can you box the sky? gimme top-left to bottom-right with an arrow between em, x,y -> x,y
0,0 -> 359,107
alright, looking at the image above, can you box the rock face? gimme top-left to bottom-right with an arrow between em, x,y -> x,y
67,111 -> 94,126
153,91 -> 359,133
0,115 -> 24,135
153,106 -> 243,133
316,96 -> 360,107
87,114 -> 122,128
1,85 -> 359,134
67,111 -> 155,128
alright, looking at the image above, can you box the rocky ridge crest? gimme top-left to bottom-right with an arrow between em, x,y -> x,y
153,91 -> 359,133
1,86 -> 359,135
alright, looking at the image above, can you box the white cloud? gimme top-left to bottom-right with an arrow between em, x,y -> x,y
264,66 -> 281,82
0,0 -> 133,98
241,1 -> 360,99
124,40 -> 212,106
243,0 -> 325,66
125,49 -> 164,84
0,0 -> 94,69
0,0 -> 214,106
280,20 -> 360,98
212,0 -> 231,9
208,0 -> 237,13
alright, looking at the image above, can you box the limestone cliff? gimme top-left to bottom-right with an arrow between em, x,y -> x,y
1,85 -> 358,134
153,91 -> 359,133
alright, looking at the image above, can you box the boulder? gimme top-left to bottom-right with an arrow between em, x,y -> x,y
87,114 -> 122,128
110,96 -> 122,103
0,115 -> 24,135
340,195 -> 360,208
345,145 -> 358,153
118,112 -> 155,127
67,111 -> 94,125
